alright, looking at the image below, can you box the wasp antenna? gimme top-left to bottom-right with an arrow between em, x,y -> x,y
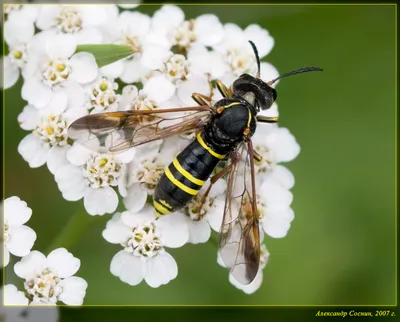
268,67 -> 323,85
248,40 -> 261,78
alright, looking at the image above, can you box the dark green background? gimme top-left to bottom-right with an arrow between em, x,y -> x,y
3,3 -> 396,312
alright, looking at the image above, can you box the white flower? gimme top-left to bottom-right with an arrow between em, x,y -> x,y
180,178 -> 227,244
118,3 -> 141,10
2,197 -> 36,267
218,244 -> 270,294
124,144 -> 172,212
3,16 -> 35,89
1,285 -> 60,321
4,4 -> 38,23
17,95 -> 87,173
22,33 -> 98,109
141,48 -> 192,103
258,180 -> 295,238
212,23 -> 276,85
35,5 -> 116,44
84,77 -> 121,113
2,284 -> 29,305
118,84 -> 160,112
103,205 -> 189,287
54,143 -> 135,216
151,5 -> 224,49
13,248 -> 87,305
252,123 -> 300,177
101,11 -> 152,83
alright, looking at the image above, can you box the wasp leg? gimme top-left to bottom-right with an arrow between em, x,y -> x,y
253,149 -> 263,163
216,80 -> 233,98
196,153 -> 239,220
192,93 -> 213,106
256,116 -> 279,123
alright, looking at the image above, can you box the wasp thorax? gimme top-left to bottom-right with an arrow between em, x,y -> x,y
34,114 -> 69,147
83,154 -> 122,189
125,222 -> 162,258
42,59 -> 72,86
56,7 -> 83,34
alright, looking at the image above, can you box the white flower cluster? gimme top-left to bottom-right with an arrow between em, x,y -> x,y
1,197 -> 87,305
4,4 -> 300,296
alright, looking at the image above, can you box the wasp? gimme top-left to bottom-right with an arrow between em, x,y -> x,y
68,41 -> 322,285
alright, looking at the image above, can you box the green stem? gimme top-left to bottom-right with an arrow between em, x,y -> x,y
46,204 -> 97,254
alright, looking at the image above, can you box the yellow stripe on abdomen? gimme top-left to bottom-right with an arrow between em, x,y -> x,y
172,158 -> 205,186
196,132 -> 225,160
164,166 -> 199,195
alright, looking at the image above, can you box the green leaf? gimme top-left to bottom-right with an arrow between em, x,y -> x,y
75,44 -> 135,68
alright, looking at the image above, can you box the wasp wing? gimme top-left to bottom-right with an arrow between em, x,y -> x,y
68,106 -> 213,153
219,139 -> 260,285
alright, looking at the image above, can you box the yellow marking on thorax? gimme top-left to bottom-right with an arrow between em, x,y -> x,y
173,158 -> 205,186
224,102 -> 241,109
154,200 -> 171,215
196,132 -> 225,160
247,109 -> 252,128
164,167 -> 199,195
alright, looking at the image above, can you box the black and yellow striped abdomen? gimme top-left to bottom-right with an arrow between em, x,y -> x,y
153,131 -> 226,217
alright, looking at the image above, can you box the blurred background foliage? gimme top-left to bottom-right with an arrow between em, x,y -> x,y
2,3 -> 396,314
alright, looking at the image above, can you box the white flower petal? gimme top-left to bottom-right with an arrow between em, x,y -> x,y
62,81 -> 86,110
110,250 -> 144,286
4,248 -> 10,267
195,14 -> 224,46
4,18 -> 34,45
100,60 -> 124,80
244,24 -> 274,58
140,45 -> 171,70
156,213 -> 189,248
75,27 -> 103,45
21,79 -> 52,109
14,250 -> 46,279
84,187 -> 118,216
3,284 -> 29,305
120,57 -> 149,84
260,62 -> 279,86
7,225 -> 36,257
4,56 -> 20,89
55,165 -> 87,201
66,143 -> 93,166
47,146 -> 71,175
265,127 -> 300,162
58,276 -> 88,305
69,52 -> 98,84
47,248 -> 80,278
151,5 -> 184,33
18,105 -> 40,131
265,165 -> 295,189
46,34 -> 77,59
123,183 -> 148,213
121,206 -> 155,227
177,75 -> 209,106
102,213 -> 131,244
262,209 -> 294,239
142,75 -> 175,104
188,219 -> 211,244
144,251 -> 178,288
229,270 -> 263,294
42,90 -> 68,116
36,6 -> 59,30
18,134 -> 50,168
4,196 -> 32,226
